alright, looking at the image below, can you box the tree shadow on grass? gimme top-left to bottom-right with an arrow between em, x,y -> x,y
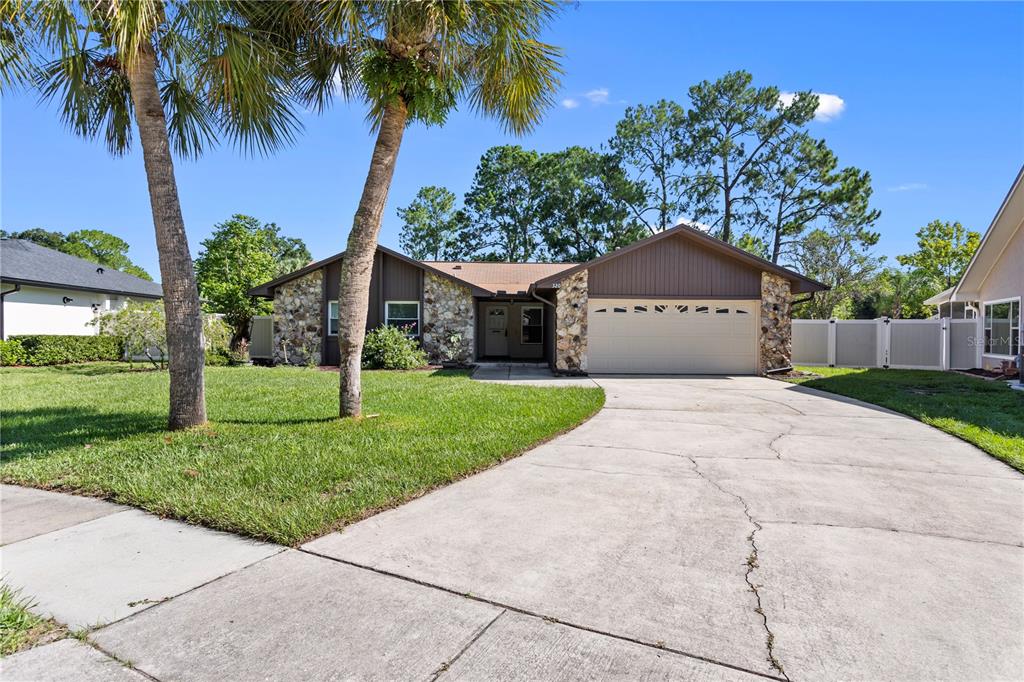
0,406 -> 164,461
216,416 -> 339,426
48,363 -> 161,377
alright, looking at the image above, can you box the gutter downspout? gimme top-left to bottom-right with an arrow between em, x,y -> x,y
0,284 -> 21,340
530,288 -> 555,309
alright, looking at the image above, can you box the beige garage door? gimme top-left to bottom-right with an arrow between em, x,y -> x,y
588,299 -> 759,374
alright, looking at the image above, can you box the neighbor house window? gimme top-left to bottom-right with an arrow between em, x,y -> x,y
984,299 -> 1020,357
328,301 -> 339,335
385,301 -> 419,335
521,306 -> 543,344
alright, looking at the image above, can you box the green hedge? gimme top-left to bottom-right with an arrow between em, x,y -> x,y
5,335 -> 125,366
0,339 -> 28,366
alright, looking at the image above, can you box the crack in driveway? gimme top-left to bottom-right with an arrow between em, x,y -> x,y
759,519 -> 1024,549
766,424 -> 792,460
685,456 -> 791,681
527,462 -> 688,480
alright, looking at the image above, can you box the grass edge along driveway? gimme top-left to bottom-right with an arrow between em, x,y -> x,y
0,583 -> 66,657
1,364 -> 604,545
788,366 -> 1024,473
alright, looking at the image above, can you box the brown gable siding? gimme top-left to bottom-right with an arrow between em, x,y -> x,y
322,251 -> 427,365
382,254 -> 423,301
588,233 -> 762,298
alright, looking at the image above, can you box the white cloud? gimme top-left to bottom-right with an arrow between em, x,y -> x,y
779,91 -> 846,122
887,182 -> 928,192
584,88 -> 610,104
561,98 -> 580,109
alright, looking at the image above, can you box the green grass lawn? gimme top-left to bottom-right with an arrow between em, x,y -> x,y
789,367 -> 1024,472
0,584 -> 64,657
1,364 -> 604,545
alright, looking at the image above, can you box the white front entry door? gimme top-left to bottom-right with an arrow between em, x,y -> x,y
485,305 -> 509,356
588,298 -> 759,374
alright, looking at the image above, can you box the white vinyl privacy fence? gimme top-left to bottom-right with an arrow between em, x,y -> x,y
793,318 -> 979,370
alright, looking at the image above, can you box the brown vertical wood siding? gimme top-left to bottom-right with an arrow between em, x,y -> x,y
321,252 -> 427,365
588,234 -> 762,298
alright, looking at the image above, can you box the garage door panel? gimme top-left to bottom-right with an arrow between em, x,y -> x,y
588,298 -> 758,375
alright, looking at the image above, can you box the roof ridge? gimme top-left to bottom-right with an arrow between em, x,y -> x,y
1,239 -> 163,298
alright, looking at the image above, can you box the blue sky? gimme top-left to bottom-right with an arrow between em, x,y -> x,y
3,1 -> 1023,280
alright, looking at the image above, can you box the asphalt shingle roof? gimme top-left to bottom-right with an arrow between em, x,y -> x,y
0,239 -> 163,298
421,261 -> 578,295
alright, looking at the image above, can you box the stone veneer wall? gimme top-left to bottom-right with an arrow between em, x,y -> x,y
555,270 -> 588,374
421,273 -> 475,363
273,270 -> 323,366
760,272 -> 792,373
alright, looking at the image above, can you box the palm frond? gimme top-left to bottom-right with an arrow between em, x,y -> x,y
201,19 -> 301,156
93,60 -> 132,154
292,40 -> 362,113
462,0 -> 563,135
94,0 -> 163,71
35,45 -> 104,142
0,0 -> 36,91
159,72 -> 216,159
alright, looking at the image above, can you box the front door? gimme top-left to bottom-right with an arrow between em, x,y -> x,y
485,305 -> 509,356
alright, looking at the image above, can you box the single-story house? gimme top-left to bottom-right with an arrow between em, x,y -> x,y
249,222 -> 827,375
923,166 -> 1022,371
0,239 -> 163,339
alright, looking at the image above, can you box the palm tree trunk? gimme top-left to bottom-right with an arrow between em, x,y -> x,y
338,100 -> 409,418
127,45 -> 206,430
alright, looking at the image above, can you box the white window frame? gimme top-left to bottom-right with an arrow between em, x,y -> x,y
520,305 -> 543,345
982,296 -> 1020,359
328,300 -> 339,336
385,300 -> 420,336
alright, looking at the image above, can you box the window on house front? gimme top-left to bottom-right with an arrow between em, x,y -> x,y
328,301 -> 339,336
984,299 -> 1020,357
521,306 -> 543,344
385,301 -> 419,336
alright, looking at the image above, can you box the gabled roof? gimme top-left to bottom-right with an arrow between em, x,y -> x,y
923,286 -> 954,307
950,166 -> 1023,302
530,221 -> 828,294
246,244 -> 493,298
250,225 -> 828,300
0,239 -> 163,299
423,261 -> 577,296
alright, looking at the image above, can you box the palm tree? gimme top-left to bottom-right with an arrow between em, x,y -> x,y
18,1 -> 299,429
279,1 -> 563,417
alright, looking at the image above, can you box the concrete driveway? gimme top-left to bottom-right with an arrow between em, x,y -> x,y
30,376 -> 1020,681
303,376 -> 1024,681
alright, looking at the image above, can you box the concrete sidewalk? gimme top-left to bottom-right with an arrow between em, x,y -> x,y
1,486 -> 281,631
1,486 -> 749,681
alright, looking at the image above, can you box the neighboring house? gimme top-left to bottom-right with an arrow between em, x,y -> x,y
924,167 -> 1023,371
249,223 -> 826,375
0,239 -> 163,339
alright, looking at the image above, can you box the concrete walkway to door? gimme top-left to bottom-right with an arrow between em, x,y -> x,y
3,377 -> 1021,681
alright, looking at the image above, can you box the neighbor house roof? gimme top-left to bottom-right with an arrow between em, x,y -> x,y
949,165 -> 1023,302
923,286 -> 954,307
0,239 -> 163,299
422,261 -> 577,296
530,221 -> 829,294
